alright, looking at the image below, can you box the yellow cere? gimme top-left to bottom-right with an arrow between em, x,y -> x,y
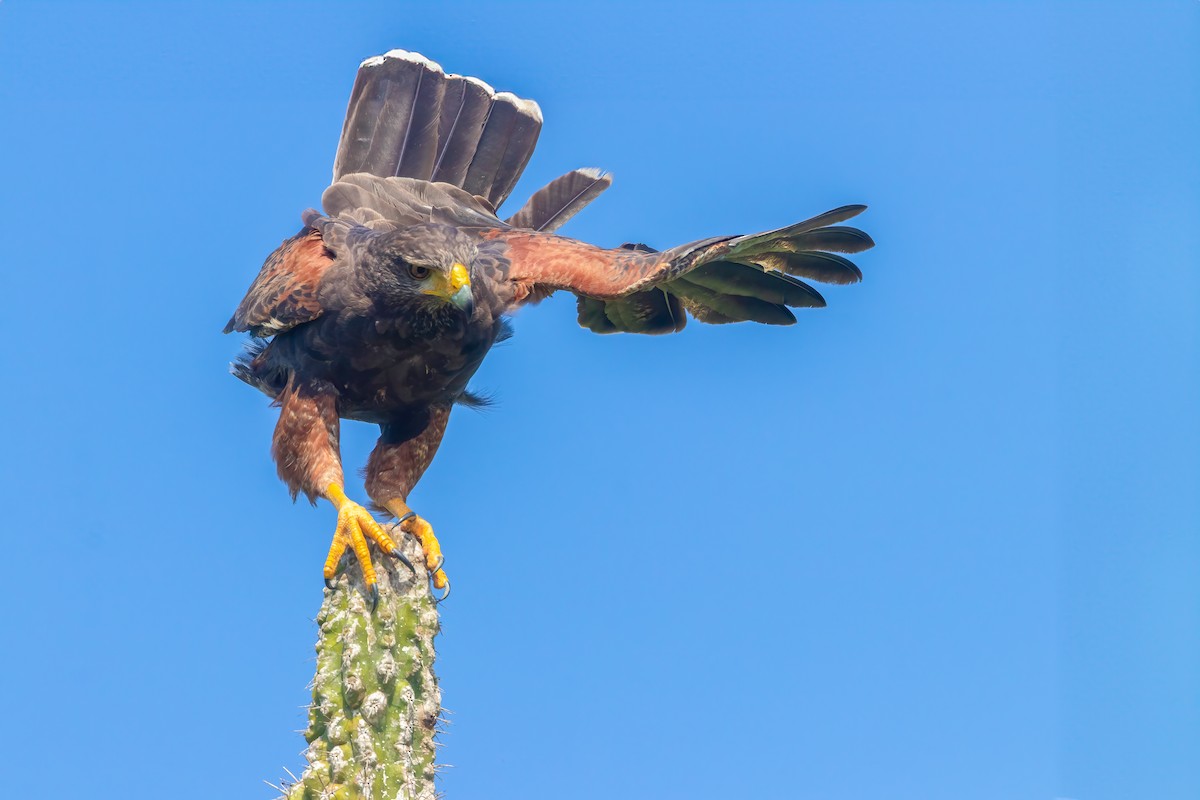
449,263 -> 470,292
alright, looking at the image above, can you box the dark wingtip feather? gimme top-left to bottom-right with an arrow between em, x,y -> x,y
832,203 -> 867,218
773,272 -> 828,307
810,204 -> 868,226
728,204 -> 870,252
785,226 -> 875,254
797,280 -> 828,307
667,276 -> 802,325
767,252 -> 863,285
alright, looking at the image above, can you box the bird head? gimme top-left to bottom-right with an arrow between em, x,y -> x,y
358,224 -> 477,317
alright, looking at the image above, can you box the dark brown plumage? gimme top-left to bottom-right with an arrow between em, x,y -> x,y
225,50 -> 874,598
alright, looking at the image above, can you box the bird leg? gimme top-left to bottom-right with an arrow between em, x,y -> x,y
366,409 -> 451,599
272,378 -> 411,607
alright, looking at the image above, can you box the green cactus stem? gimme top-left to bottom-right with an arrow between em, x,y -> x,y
283,527 -> 442,800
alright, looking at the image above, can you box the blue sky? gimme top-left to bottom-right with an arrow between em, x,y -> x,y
1,2 -> 1196,798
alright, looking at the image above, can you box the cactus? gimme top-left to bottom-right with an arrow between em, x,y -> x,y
281,527 -> 442,800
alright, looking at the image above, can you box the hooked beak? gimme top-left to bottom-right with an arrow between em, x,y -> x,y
426,263 -> 475,315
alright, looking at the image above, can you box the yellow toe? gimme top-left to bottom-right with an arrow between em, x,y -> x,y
323,485 -> 400,592
401,514 -> 444,573
384,499 -> 450,592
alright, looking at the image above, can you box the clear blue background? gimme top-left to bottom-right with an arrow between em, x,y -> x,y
1,2 -> 1196,798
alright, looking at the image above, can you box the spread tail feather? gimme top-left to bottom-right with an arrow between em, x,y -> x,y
332,50 -> 542,211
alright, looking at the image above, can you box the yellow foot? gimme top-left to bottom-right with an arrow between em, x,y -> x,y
323,484 -> 414,608
385,499 -> 450,602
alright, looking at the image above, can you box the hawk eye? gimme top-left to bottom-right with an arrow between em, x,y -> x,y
408,264 -> 430,280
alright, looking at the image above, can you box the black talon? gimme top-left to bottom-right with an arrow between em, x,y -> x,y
389,548 -> 416,575
369,584 -> 379,611
396,511 -> 416,525
428,555 -> 450,603
432,575 -> 451,604
324,578 -> 335,591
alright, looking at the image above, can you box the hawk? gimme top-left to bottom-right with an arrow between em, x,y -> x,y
226,50 -> 873,603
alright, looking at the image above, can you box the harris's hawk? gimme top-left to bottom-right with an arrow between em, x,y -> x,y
226,51 -> 873,603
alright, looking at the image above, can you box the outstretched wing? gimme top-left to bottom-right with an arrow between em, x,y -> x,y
223,228 -> 335,337
495,205 -> 873,334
